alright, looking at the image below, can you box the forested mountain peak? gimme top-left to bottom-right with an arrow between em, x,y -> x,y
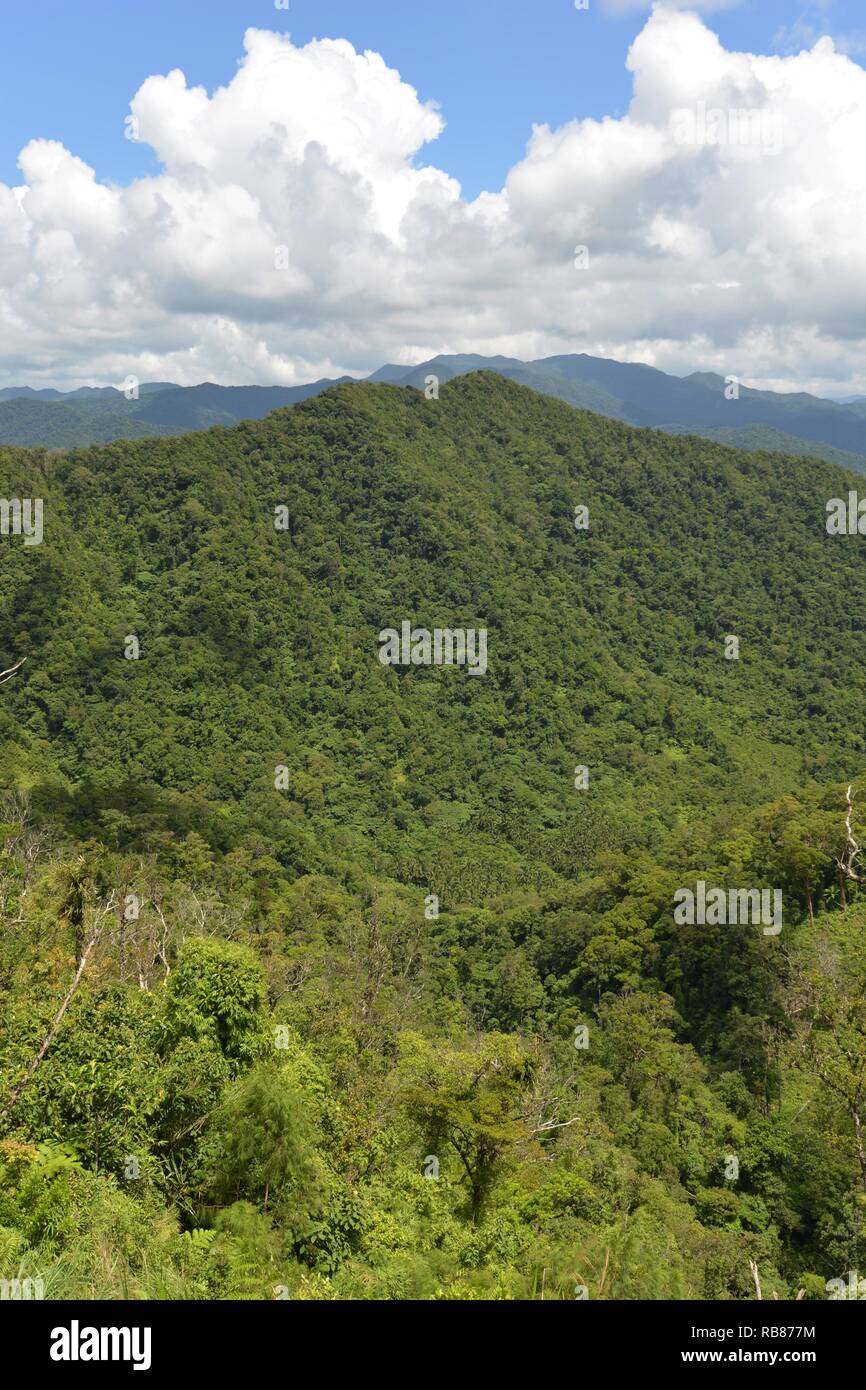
2,372 -> 866,1300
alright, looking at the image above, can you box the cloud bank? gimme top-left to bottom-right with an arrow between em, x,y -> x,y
2,5 -> 865,393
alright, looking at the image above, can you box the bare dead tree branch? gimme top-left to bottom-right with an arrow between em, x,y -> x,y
2,944 -> 94,1120
837,784 -> 866,885
749,1259 -> 804,1301
1,894 -> 114,1121
528,1115 -> 581,1137
749,1259 -> 763,1300
0,657 -> 26,686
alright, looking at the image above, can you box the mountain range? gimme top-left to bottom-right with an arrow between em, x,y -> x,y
3,372 -> 866,1301
3,353 -> 866,471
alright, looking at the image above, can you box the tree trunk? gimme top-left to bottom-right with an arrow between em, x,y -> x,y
852,1105 -> 866,1195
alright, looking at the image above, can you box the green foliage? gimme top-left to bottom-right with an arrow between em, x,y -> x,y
1,376 -> 865,1299
397,1031 -> 538,1218
209,1066 -> 319,1219
161,939 -> 266,1067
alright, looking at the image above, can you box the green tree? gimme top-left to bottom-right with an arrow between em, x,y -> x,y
210,1066 -> 319,1219
161,938 -> 266,1067
397,1031 -> 537,1219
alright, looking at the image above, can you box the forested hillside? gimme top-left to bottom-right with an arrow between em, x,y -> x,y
1,374 -> 865,1299
0,397 -> 178,448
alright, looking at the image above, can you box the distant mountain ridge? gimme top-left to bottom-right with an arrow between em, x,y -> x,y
3,353 -> 866,471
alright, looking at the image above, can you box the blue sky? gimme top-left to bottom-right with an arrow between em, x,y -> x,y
2,0 -> 863,200
3,1 -> 866,392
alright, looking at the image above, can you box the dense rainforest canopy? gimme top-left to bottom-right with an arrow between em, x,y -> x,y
1,373 -> 865,1300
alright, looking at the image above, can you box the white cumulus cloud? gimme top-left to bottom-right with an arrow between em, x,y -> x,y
2,8 -> 866,395
602,0 -> 742,12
